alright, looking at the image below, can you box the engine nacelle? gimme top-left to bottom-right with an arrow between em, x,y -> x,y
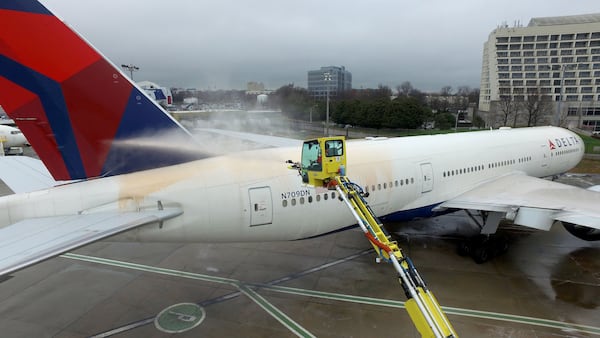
562,222 -> 600,241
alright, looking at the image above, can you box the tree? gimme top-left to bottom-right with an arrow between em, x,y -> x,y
498,96 -> 517,127
434,112 -> 455,130
397,81 -> 414,97
523,89 -> 551,126
272,84 -> 312,120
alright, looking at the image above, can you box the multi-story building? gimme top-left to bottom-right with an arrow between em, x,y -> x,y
307,66 -> 352,100
479,14 -> 600,131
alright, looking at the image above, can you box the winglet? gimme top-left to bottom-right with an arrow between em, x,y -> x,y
0,0 -> 200,180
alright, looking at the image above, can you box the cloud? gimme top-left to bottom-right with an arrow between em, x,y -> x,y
42,0 -> 600,91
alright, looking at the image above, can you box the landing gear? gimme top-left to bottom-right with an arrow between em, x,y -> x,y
457,235 -> 509,263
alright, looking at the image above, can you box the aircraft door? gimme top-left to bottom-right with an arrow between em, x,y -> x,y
248,187 -> 273,226
420,163 -> 434,193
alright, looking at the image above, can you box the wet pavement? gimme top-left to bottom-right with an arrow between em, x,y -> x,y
0,148 -> 598,337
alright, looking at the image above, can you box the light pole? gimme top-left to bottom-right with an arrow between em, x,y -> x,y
121,64 -> 139,80
555,64 -> 577,126
454,112 -> 459,132
324,72 -> 332,136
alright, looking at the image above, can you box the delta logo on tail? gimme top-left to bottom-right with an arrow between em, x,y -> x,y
548,140 -> 556,150
0,0 -> 200,181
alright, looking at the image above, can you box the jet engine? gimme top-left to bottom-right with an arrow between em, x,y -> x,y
562,222 -> 600,241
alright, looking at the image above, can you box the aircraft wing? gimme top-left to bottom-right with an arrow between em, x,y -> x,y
438,172 -> 600,231
0,208 -> 182,276
0,156 -> 63,193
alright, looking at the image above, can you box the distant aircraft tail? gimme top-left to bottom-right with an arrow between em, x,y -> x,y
0,1 -> 199,180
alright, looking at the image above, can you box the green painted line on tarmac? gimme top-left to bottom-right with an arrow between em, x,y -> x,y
61,253 -> 600,337
62,253 -> 315,338
258,284 -> 600,336
237,283 -> 316,338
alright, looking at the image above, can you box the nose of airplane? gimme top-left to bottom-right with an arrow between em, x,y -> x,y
20,134 -> 28,146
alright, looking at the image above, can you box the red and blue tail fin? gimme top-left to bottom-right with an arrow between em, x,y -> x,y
0,0 -> 199,180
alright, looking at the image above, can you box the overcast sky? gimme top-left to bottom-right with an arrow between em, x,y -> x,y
41,0 -> 600,92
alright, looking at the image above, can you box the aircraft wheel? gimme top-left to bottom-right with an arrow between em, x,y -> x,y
472,247 -> 490,264
456,241 -> 472,257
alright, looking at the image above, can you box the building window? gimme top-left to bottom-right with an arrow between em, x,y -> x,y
550,42 -> 558,48
510,51 -> 521,57
523,43 -> 534,50
539,80 -> 551,86
511,65 -> 522,71
526,80 -> 537,86
537,35 -> 549,41
562,57 -> 574,63
581,79 -> 592,85
575,41 -> 588,48
591,41 -> 600,47
536,50 -> 548,56
525,73 -> 536,78
497,51 -> 508,57
525,65 -> 536,71
560,42 -> 573,48
524,58 -> 535,64
561,34 -> 574,40
498,66 -> 509,71
560,49 -> 573,55
551,34 -> 559,41
510,44 -> 521,50
536,43 -> 547,49
577,56 -> 589,62
580,71 -> 591,77
512,80 -> 523,86
523,51 -> 534,57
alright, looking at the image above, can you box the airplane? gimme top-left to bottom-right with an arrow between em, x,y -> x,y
0,124 -> 28,150
1,0 -> 600,278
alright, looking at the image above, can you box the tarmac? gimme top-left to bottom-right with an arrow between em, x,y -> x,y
0,149 -> 599,337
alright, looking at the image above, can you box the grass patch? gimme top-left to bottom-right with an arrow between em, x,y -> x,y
570,158 -> 600,174
576,133 -> 600,154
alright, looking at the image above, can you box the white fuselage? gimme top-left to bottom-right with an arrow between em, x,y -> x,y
0,125 -> 27,149
0,126 -> 585,242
